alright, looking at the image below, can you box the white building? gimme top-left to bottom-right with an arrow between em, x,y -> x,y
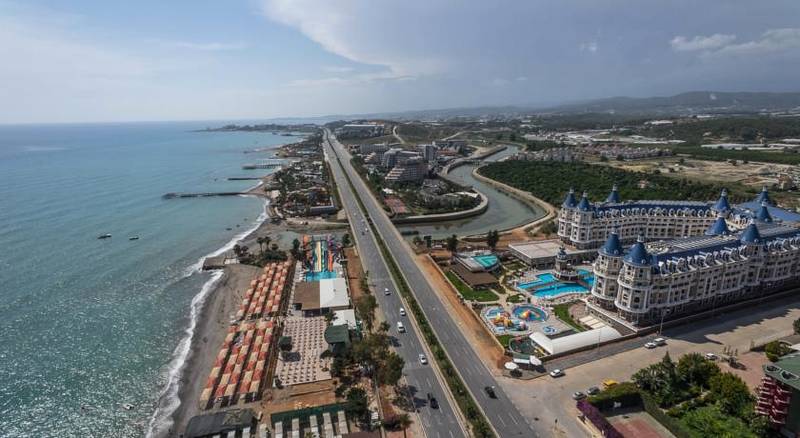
384,157 -> 428,183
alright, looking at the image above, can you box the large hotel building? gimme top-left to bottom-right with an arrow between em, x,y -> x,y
558,186 -> 800,327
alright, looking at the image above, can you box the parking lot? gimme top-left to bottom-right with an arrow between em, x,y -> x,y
496,295 -> 800,437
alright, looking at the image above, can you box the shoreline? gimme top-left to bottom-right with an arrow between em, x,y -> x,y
151,192 -> 348,437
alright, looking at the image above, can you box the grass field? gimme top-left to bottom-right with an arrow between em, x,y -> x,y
445,271 -> 498,302
553,302 -> 585,332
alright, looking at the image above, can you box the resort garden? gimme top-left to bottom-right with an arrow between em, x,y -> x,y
583,352 -> 768,438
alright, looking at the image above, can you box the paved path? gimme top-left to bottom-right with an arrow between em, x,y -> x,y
323,133 -> 466,438
325,129 -> 538,437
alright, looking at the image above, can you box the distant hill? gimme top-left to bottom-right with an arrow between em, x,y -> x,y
542,91 -> 800,116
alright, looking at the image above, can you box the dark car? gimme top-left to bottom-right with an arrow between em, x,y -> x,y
427,393 -> 439,409
484,386 -> 497,398
587,386 -> 600,395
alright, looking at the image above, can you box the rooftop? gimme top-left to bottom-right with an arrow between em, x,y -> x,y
765,353 -> 800,391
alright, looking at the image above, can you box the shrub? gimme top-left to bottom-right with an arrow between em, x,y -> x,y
765,340 -> 791,362
588,381 -> 642,411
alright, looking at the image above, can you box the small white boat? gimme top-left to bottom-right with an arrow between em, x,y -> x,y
122,403 -> 134,410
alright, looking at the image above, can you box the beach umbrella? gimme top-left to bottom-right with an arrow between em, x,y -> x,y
200,388 -> 213,403
504,362 -> 519,370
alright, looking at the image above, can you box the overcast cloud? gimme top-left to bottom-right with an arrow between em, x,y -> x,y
1,0 -> 799,123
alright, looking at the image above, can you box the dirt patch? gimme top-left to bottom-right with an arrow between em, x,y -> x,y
344,246 -> 368,301
416,254 -> 505,371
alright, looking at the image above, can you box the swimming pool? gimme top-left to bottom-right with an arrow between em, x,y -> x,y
517,273 -> 557,290
305,271 -> 338,281
512,304 -> 548,322
533,283 -> 588,298
473,254 -> 499,269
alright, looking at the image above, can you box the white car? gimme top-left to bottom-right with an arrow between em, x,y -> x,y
705,353 -> 719,361
397,321 -> 405,333
644,342 -> 657,349
399,307 -> 406,316
654,337 -> 667,346
419,354 -> 428,365
384,287 -> 391,295
549,369 -> 564,378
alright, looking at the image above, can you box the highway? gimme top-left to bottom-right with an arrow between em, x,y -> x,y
323,134 -> 467,438
324,129 -> 537,437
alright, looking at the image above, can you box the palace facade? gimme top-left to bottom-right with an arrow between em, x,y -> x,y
577,187 -> 800,326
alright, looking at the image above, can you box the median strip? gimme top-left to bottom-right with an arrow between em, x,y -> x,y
329,142 -> 495,438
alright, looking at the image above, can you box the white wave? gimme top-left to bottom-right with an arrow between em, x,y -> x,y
145,269 -> 223,438
146,197 -> 270,437
183,198 -> 270,276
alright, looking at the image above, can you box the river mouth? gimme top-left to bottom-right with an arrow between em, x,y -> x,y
397,145 -> 544,239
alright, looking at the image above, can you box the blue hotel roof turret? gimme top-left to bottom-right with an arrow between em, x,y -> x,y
600,229 -> 623,256
705,216 -> 731,236
562,188 -> 578,208
712,188 -> 731,213
606,184 -> 621,203
755,201 -> 774,223
754,186 -> 773,206
624,235 -> 651,266
577,191 -> 593,211
740,222 -> 762,244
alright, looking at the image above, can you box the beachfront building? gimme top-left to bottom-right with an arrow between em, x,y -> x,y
589,220 -> 800,327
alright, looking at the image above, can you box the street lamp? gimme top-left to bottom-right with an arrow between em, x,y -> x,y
658,308 -> 670,335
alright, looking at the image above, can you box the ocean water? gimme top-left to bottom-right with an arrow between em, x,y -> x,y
0,122 -> 291,437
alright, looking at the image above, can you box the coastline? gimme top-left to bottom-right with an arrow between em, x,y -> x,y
151,176 -> 348,437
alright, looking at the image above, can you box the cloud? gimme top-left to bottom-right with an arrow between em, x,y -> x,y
580,41 -> 599,53
715,28 -> 800,55
670,33 -> 736,51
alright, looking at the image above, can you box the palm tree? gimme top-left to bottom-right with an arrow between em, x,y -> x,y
256,237 -> 265,254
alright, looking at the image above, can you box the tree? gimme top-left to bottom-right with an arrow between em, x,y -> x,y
256,237 -> 266,254
378,321 -> 390,333
446,234 -> 458,253
342,233 -> 351,247
794,317 -> 800,335
291,238 -> 302,259
355,295 -> 378,330
345,387 -> 369,422
765,340 -> 791,362
377,351 -> 405,386
486,230 -> 499,250
677,352 -> 720,389
708,372 -> 754,417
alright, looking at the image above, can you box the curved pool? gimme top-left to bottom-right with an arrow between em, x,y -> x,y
512,304 -> 548,322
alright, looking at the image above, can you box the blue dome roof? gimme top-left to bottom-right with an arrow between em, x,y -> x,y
705,216 -> 730,236
600,230 -> 623,256
755,202 -> 773,223
624,236 -> 651,266
556,246 -> 567,259
577,192 -> 593,211
712,188 -> 731,213
754,186 -> 773,206
606,184 -> 621,203
740,223 -> 762,244
562,188 -> 578,208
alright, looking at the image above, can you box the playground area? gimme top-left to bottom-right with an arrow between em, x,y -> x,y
303,235 -> 343,282
481,303 -> 573,338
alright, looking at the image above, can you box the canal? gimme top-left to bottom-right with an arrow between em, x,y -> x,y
397,145 -> 545,239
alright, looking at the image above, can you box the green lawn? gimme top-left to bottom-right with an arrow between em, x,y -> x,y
445,271 -> 498,302
553,303 -> 585,332
506,294 -> 525,303
496,334 -> 513,348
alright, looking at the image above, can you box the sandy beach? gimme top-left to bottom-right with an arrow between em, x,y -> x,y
167,263 -> 261,436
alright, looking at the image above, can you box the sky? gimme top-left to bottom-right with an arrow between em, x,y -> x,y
1,0 -> 800,124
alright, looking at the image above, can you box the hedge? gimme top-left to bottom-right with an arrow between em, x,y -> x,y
576,400 -> 623,438
640,391 -> 692,438
588,381 -> 642,411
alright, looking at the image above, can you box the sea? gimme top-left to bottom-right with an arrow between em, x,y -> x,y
0,122 -> 293,437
